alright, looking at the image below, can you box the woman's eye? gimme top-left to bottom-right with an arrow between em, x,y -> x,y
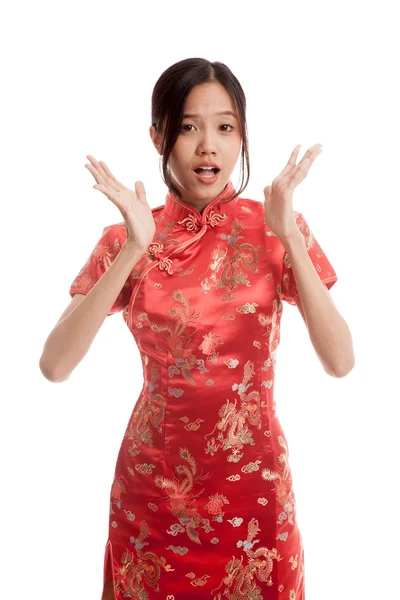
181,124 -> 195,132
180,124 -> 234,132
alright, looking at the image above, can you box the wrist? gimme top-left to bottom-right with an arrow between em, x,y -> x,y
279,231 -> 304,253
122,239 -> 148,257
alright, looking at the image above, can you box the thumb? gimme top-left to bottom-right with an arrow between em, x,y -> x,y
134,180 -> 147,202
263,185 -> 271,202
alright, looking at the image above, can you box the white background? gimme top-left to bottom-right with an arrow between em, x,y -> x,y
1,1 -> 399,599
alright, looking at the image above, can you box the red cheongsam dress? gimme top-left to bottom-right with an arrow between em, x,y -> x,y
69,179 -> 338,600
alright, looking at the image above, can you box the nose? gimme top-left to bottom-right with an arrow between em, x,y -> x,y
197,127 -> 218,153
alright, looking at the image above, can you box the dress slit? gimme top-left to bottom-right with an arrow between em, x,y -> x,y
101,539 -> 117,600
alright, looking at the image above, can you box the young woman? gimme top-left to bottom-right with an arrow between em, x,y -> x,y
40,57 -> 354,600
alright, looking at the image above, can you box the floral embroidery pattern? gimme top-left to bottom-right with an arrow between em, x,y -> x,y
204,493 -> 230,522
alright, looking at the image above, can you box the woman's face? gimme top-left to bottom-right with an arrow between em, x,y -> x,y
150,81 -> 242,212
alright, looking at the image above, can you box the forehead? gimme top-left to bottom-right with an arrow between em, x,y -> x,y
183,83 -> 238,119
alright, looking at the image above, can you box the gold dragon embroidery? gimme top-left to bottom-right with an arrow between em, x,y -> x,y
123,361 -> 166,458
114,520 -> 175,598
261,435 -> 297,526
148,289 -> 204,385
154,447 -> 210,545
199,219 -> 264,301
204,360 -> 261,463
211,517 -> 282,599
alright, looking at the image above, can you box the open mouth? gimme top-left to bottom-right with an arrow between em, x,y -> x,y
194,167 -> 220,176
193,167 -> 220,184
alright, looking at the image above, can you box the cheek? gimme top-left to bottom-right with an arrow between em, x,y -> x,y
229,140 -> 243,163
169,146 -> 192,172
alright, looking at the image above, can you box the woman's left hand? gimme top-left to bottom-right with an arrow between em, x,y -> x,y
263,143 -> 323,241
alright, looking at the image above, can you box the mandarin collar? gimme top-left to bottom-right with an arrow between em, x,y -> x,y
164,180 -> 238,234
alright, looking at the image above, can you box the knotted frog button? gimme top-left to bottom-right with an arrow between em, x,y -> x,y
147,241 -> 173,274
178,210 -> 227,233
177,213 -> 201,233
205,209 -> 227,227
147,242 -> 165,258
157,257 -> 173,274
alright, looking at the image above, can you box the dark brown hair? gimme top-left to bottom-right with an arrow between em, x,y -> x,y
151,57 -> 250,201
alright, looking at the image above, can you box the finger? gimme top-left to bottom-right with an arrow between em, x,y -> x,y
85,163 -> 102,185
86,155 -> 102,178
99,161 -> 124,187
279,144 -> 302,177
283,143 -> 322,176
93,183 -> 109,195
86,155 -> 108,180
263,185 -> 271,206
85,163 -> 119,191
85,156 -> 104,184
289,157 -> 314,188
287,144 -> 302,166
92,183 -> 116,202
299,145 -> 322,172
296,145 -> 322,172
279,144 -> 322,191
92,158 -> 123,192
86,161 -> 120,193
134,181 -> 147,202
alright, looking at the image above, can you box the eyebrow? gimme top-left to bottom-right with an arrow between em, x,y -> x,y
182,110 -> 238,120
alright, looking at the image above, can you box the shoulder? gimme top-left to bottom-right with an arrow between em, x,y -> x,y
238,197 -> 304,231
237,196 -> 264,212
103,222 -> 128,240
237,196 -> 264,222
236,196 -> 269,232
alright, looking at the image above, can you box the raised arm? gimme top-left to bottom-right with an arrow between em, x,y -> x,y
39,240 -> 146,382
39,154 -> 156,382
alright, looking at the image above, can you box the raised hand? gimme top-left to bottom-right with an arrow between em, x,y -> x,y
263,143 -> 323,241
85,155 -> 156,250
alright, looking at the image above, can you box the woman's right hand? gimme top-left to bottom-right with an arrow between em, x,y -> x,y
85,155 -> 156,250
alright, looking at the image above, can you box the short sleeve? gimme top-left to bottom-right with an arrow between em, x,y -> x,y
69,223 -> 132,316
280,212 -> 338,305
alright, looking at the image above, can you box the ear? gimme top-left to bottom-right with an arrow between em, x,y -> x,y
149,125 -> 162,155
